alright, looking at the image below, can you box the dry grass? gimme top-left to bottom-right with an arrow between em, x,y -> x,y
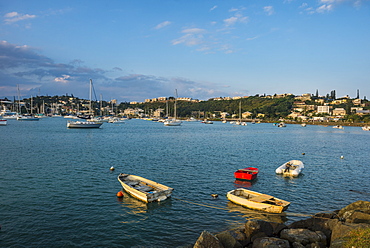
343,228 -> 370,248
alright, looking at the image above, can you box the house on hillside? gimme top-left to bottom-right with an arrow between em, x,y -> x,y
332,108 -> 346,116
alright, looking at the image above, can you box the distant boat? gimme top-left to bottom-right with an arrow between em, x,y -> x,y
67,79 -> 102,129
67,120 -> 102,128
275,160 -> 304,177
0,119 -> 7,126
0,109 -> 19,119
17,114 -> 39,121
301,123 -> 307,127
227,188 -> 290,213
201,119 -> 213,124
164,89 -> 182,126
234,167 -> 259,181
235,101 -> 247,126
108,117 -> 125,124
117,173 -> 174,203
333,125 -> 344,129
278,122 -> 286,127
186,117 -> 198,122
362,126 -> 370,131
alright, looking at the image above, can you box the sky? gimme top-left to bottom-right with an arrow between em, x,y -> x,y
1,0 -> 369,103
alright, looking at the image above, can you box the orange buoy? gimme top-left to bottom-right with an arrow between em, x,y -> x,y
116,191 -> 124,198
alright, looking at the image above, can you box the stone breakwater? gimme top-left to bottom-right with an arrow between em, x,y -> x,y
190,200 -> 370,248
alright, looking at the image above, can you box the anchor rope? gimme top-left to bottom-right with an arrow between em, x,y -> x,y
172,196 -> 313,218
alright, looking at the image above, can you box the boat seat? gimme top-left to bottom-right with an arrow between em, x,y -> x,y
250,195 -> 274,203
126,181 -> 140,186
136,185 -> 153,192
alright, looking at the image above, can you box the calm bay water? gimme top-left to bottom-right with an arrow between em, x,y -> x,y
1,118 -> 369,247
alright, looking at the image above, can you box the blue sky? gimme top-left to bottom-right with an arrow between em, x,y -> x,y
1,0 -> 369,102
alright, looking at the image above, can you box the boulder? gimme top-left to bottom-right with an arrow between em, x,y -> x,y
341,210 -> 370,224
338,200 -> 370,220
215,230 -> 243,248
330,221 -> 370,246
288,216 -> 332,244
245,220 -> 287,241
280,228 -> 326,247
252,237 -> 290,248
193,230 -> 224,248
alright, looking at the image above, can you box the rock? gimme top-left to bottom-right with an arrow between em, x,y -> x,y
288,216 -> 332,244
252,237 -> 290,248
292,242 -> 305,248
338,200 -> 370,220
341,210 -> 370,224
193,230 -> 224,248
215,230 -> 243,248
330,221 -> 370,246
245,220 -> 287,241
280,228 -> 326,247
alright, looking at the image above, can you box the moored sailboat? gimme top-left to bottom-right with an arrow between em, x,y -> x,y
164,89 -> 182,126
67,79 -> 102,128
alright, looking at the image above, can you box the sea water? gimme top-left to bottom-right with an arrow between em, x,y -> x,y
1,118 -> 369,247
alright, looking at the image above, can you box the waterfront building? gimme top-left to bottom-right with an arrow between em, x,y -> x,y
317,106 -> 330,114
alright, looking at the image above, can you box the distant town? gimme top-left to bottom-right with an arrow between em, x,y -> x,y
1,90 -> 369,124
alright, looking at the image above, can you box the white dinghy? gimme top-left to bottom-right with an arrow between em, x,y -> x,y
275,160 -> 304,177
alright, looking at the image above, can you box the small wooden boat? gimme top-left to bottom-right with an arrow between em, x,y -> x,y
234,167 -> 259,181
275,160 -> 304,177
227,188 -> 290,213
117,173 -> 174,203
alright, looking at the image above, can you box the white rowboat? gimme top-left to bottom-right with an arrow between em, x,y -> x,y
117,173 -> 173,203
227,188 -> 290,213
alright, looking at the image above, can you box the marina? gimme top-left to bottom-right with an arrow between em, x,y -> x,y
0,118 -> 369,247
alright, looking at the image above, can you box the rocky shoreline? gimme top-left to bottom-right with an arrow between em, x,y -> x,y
190,200 -> 370,248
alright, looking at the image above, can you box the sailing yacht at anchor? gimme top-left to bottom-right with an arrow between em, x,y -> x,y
164,89 -> 182,126
67,79 -> 103,128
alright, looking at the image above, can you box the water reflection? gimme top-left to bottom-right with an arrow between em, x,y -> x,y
233,179 -> 257,188
227,202 -> 288,223
119,193 -> 172,215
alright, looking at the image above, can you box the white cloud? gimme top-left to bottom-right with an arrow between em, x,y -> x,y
182,28 -> 206,34
263,6 -> 275,16
154,21 -> 171,30
4,12 -> 36,24
54,75 -> 71,83
223,13 -> 248,26
302,0 -> 364,14
316,4 -> 334,13
210,5 -> 217,11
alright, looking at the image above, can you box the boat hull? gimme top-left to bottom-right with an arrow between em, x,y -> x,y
164,119 -> 182,126
117,173 -> 173,203
67,121 -> 102,128
227,188 -> 290,213
275,160 -> 304,177
234,167 -> 258,180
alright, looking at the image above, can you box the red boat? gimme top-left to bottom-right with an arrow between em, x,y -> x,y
234,167 -> 259,180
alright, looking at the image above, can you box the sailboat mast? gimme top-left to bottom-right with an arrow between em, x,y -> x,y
89,79 -> 92,117
174,89 -> 178,119
239,101 -> 241,121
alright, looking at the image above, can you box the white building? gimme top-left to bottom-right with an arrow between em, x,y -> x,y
317,106 -> 330,114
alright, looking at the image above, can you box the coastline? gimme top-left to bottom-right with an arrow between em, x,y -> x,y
191,200 -> 370,248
